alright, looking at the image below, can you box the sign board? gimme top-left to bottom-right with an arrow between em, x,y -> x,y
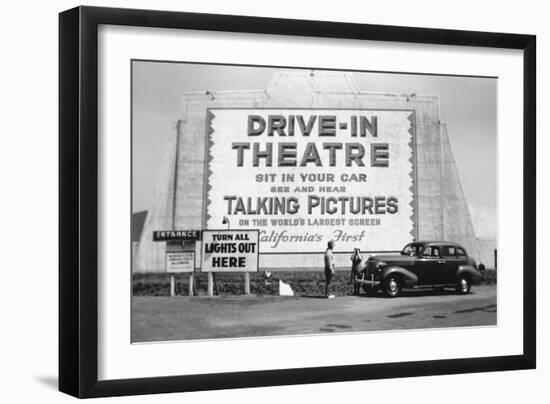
201,230 -> 259,272
205,109 -> 416,253
153,230 -> 201,242
165,252 -> 195,273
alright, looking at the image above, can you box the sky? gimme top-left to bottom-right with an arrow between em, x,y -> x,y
132,61 -> 497,237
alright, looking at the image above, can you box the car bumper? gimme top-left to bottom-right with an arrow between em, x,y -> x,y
355,276 -> 380,287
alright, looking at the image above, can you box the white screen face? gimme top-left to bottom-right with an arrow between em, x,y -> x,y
98,24 -> 523,381
206,108 -> 415,254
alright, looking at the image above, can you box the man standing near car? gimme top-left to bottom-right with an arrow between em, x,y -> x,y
324,241 -> 336,298
350,248 -> 363,295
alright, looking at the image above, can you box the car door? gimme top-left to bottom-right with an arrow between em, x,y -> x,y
454,247 -> 469,278
415,245 -> 440,285
440,245 -> 459,284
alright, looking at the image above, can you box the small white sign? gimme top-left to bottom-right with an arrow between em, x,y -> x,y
165,252 -> 195,273
201,230 -> 259,272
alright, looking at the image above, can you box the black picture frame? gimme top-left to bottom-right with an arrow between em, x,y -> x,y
59,5 -> 536,398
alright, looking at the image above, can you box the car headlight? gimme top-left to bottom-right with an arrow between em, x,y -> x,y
376,261 -> 386,270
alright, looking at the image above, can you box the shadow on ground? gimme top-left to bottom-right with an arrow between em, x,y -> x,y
354,288 -> 478,298
36,375 -> 58,390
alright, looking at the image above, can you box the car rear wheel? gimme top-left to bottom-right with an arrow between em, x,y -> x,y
383,277 -> 401,298
456,276 -> 471,294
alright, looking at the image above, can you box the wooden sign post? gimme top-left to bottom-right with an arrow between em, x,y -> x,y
207,273 -> 214,296
188,272 -> 194,296
170,275 -> 176,297
244,272 -> 250,295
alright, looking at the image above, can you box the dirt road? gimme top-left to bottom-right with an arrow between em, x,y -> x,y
132,285 -> 496,342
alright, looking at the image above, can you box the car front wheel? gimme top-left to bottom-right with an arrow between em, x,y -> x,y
456,276 -> 471,294
383,277 -> 401,298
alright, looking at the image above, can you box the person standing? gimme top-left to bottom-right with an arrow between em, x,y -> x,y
324,241 -> 336,298
350,248 -> 363,295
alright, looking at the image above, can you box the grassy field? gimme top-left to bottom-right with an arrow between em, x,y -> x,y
133,269 -> 497,297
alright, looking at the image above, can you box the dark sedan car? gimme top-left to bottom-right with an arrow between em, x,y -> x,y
358,241 -> 484,297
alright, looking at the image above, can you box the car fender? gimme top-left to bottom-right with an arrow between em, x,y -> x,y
381,266 -> 418,287
457,265 -> 483,285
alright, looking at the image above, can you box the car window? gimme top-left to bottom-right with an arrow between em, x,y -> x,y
442,246 -> 456,257
402,244 -> 420,256
422,246 -> 440,257
456,247 -> 466,257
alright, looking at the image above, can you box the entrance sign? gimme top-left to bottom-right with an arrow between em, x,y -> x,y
153,230 -> 201,241
205,109 -> 417,253
165,252 -> 195,273
201,230 -> 259,272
